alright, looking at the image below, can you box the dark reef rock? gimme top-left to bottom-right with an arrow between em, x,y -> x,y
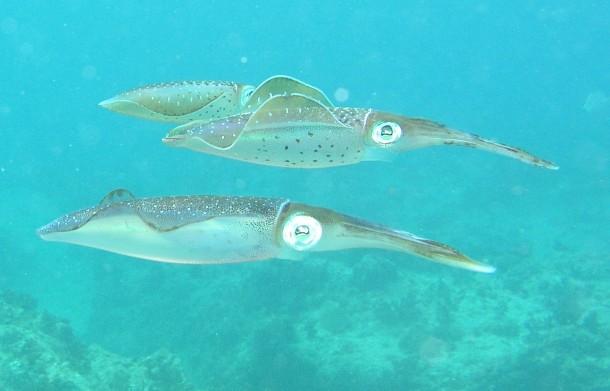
0,291 -> 198,391
479,323 -> 610,391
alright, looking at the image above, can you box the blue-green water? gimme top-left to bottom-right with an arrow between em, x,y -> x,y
1,1 -> 609,390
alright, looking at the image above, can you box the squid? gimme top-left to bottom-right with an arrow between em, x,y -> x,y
163,93 -> 558,169
37,189 -> 494,273
98,75 -> 333,123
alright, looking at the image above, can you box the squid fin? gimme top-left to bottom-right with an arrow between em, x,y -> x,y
244,93 -> 344,132
173,119 -> 244,150
98,188 -> 136,207
245,75 -> 334,111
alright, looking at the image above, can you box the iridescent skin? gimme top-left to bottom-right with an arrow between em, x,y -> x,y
37,189 -> 494,273
164,94 -> 558,169
98,75 -> 333,124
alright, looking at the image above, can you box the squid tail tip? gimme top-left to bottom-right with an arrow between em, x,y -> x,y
544,161 -> 560,170
452,254 -> 496,273
471,262 -> 496,274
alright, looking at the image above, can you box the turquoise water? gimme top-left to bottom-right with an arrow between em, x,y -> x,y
1,1 -> 609,390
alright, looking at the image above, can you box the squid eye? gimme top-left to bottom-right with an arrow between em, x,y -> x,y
240,86 -> 256,106
282,215 -> 322,251
372,122 -> 402,144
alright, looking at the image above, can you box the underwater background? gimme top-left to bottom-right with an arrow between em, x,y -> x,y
1,1 -> 609,390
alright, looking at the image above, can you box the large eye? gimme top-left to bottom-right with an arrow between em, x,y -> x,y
240,86 -> 255,106
372,122 -> 402,144
282,215 -> 322,251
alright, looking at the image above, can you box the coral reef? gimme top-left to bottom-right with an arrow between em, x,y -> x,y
82,241 -> 610,391
0,291 -> 198,391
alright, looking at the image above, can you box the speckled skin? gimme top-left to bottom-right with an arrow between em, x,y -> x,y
38,194 -> 289,264
165,96 -> 373,168
99,81 -> 250,124
37,195 -> 286,235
